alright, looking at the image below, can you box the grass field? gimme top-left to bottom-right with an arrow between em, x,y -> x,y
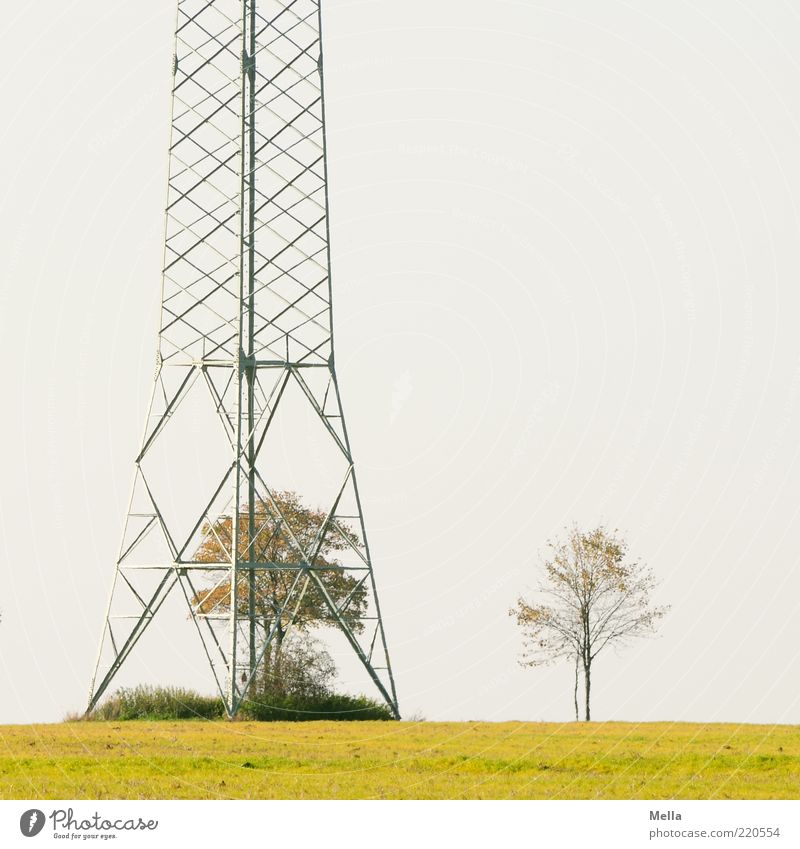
0,721 -> 798,800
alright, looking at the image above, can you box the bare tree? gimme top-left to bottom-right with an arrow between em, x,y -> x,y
511,525 -> 669,721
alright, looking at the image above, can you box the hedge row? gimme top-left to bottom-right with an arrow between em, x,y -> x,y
84,685 -> 394,722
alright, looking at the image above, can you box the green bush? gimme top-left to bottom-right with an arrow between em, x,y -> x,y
87,685 -> 224,721
85,685 -> 394,722
239,692 -> 394,722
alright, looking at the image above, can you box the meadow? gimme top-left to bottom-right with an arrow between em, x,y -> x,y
0,721 -> 797,800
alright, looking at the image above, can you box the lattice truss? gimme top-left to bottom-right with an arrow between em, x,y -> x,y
161,0 -> 331,365
89,0 -> 398,718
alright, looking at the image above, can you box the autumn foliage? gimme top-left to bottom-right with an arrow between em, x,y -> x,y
190,490 -> 368,696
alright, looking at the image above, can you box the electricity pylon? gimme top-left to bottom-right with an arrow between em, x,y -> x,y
88,0 -> 399,718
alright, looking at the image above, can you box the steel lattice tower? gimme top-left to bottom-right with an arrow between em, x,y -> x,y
88,0 -> 399,718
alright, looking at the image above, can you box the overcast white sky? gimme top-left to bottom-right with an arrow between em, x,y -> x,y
2,0 -> 800,725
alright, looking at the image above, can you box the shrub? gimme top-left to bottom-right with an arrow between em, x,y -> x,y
255,633 -> 337,700
86,685 -> 224,721
82,685 -> 394,722
239,692 -> 394,722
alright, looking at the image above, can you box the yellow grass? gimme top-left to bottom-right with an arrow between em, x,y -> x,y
0,721 -> 798,799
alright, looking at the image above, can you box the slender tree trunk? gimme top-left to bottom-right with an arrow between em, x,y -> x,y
273,625 -> 285,695
583,657 -> 591,722
573,653 -> 580,722
255,618 -> 270,696
582,611 -> 591,722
